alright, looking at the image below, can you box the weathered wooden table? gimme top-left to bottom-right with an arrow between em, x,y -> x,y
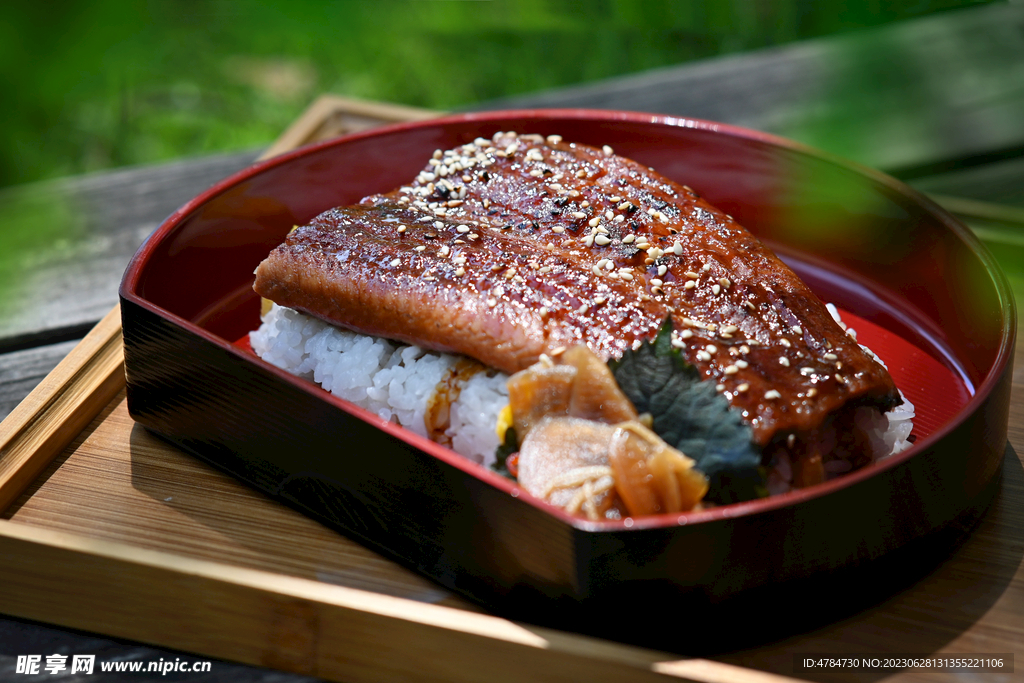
1,4 -> 1022,681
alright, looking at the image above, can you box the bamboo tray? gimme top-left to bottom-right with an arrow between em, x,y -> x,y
0,95 -> 1021,683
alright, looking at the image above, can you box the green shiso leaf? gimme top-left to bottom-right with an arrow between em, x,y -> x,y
491,426 -> 519,481
609,320 -> 766,504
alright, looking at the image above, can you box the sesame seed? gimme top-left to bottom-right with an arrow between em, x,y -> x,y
414,246 -> 426,252
552,226 -> 565,234
684,271 -> 699,279
605,261 -> 614,271
504,268 -> 516,279
457,225 -> 470,233
622,234 -> 636,244
613,215 -> 624,223
594,296 -> 605,304
607,272 -> 619,279
712,284 -> 721,295
647,208 -> 656,216
539,266 -> 552,274
737,383 -> 750,393
792,325 -> 802,335
468,233 -> 479,240
671,337 -> 685,349
581,201 -> 590,208
716,384 -> 726,392
800,367 -> 815,375
807,388 -> 817,397
577,303 -> 589,314
390,258 -> 401,267
739,345 -> 750,354
724,365 -> 739,375
487,298 -> 497,308
596,258 -> 609,269
546,135 -> 562,145
540,307 -> 549,318
779,357 -> 790,367
438,245 -> 450,256
697,351 -> 712,362
722,325 -> 738,334
719,277 -> 730,288
576,169 -> 587,178
657,212 -> 669,224
572,211 -> 587,219
397,225 -> 407,233
835,361 -> 843,370
455,267 -> 466,276
651,278 -> 663,286
592,265 -> 603,276
602,145 -> 614,156
529,169 -> 543,177
453,257 -> 466,265
824,353 -> 838,361
588,217 -> 601,227
619,271 -> 634,281
596,225 -> 609,234
657,265 -> 668,276
680,329 -> 693,339
702,263 -> 711,272
706,345 -> 717,354
595,234 -> 611,246
684,280 -> 696,289
584,235 -> 595,247
780,338 -> 791,348
765,390 -> 782,400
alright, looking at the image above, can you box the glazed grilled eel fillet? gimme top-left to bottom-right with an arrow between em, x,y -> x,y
254,132 -> 900,459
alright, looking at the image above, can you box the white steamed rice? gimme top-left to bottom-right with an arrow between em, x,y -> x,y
251,304 -> 510,468
252,303 -> 915,487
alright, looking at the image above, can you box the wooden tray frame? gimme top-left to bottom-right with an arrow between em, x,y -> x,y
0,95 -> 1020,683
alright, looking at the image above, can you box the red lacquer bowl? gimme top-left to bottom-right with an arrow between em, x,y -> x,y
120,110 -> 1014,648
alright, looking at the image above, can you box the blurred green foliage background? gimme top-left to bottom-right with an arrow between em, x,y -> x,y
0,0 -> 994,189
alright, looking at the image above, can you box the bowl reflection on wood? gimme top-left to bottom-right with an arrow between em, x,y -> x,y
119,110 -> 1014,639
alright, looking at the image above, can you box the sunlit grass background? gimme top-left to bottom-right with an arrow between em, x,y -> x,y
0,0 -> 1004,319
0,0 -> 992,189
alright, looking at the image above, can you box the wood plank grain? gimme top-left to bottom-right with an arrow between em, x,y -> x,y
0,151 -> 259,349
262,95 -> 437,160
0,307 -> 124,512
0,521 -> 794,683
475,3 -> 1024,177
4,393 -> 476,612
0,340 -> 79,421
